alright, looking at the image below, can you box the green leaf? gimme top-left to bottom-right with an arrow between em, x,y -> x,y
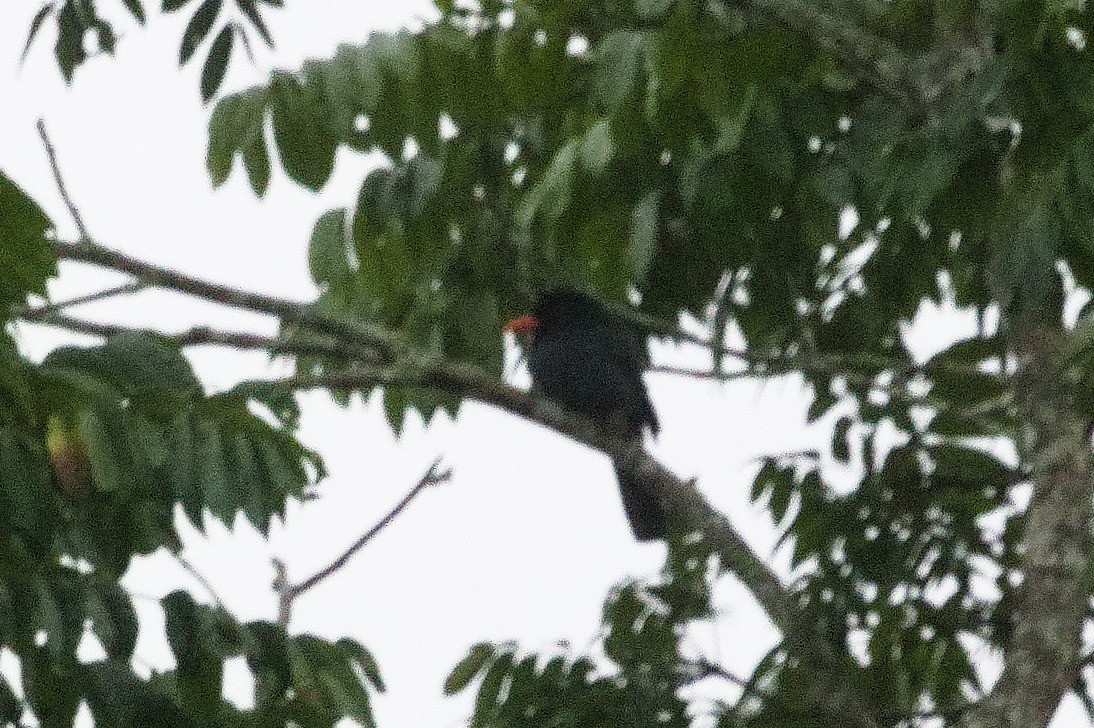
383,387 -> 409,434
242,132 -> 271,195
79,410 -> 125,493
236,0 -> 273,46
580,120 -> 613,174
0,427 -> 53,550
95,23 -> 118,55
931,443 -> 1013,493
338,638 -> 384,692
807,387 -> 837,423
207,87 -> 268,188
255,436 -> 306,499
636,0 -> 673,20
833,415 -> 852,464
291,636 -> 376,725
930,335 -> 1001,366
0,674 -> 20,723
750,458 -> 787,503
162,591 -> 223,719
107,333 -> 200,395
21,3 -> 55,63
352,172 -> 419,309
768,468 -> 792,523
0,334 -> 34,430
471,651 -> 512,727
713,84 -> 758,154
87,581 -> 138,660
121,0 -> 146,23
35,578 -> 69,660
196,419 -> 234,524
596,30 -> 647,114
179,0 -> 222,64
516,140 -> 578,229
270,72 -> 338,190
22,648 -> 81,725
630,191 -> 659,281
308,209 -> 351,288
230,431 -> 269,533
54,1 -> 87,82
168,414 -> 203,528
43,334 -> 200,414
84,661 -> 188,727
325,43 -> 384,122
444,642 -> 493,695
201,24 -> 234,103
0,172 -> 56,308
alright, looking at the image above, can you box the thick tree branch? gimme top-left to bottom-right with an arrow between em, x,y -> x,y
41,239 -> 992,391
965,327 -> 1094,728
27,257 -> 875,723
274,458 -> 450,627
35,118 -> 407,362
28,125 -> 868,719
236,364 -> 877,728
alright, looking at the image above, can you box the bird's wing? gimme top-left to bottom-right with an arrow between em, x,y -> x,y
609,320 -> 660,436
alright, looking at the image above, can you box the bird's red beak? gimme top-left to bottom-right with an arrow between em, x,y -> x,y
503,314 -> 539,334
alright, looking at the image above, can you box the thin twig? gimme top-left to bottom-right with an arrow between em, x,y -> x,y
648,364 -> 753,382
275,458 -> 451,627
47,237 -> 993,384
18,311 -> 386,367
622,306 -> 993,380
174,553 -> 230,615
293,459 -> 450,596
36,228 -> 871,723
51,238 -> 407,358
16,281 -> 146,319
691,659 -> 755,690
37,119 -> 91,239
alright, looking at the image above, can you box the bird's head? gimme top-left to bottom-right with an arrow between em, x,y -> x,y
503,287 -> 604,336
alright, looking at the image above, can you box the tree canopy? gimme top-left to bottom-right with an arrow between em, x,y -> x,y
4,0 -> 1094,726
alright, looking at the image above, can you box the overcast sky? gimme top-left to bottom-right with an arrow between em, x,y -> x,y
1,3 -> 1089,726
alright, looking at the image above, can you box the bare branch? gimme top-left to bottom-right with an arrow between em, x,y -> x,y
689,659 -> 755,690
50,238 -> 407,358
233,366 -> 875,727
32,231 -> 878,723
624,305 -> 993,382
16,281 -> 146,319
37,119 -> 91,239
275,458 -> 450,627
173,553 -> 232,616
18,311 -> 387,368
292,458 -> 449,597
648,364 -> 753,382
40,238 -> 991,390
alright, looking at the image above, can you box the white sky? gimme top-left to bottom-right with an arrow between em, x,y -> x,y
0,2 -> 1089,726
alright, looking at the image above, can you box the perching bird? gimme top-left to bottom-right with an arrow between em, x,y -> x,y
505,287 -> 667,541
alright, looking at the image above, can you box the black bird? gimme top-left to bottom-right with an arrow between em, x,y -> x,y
505,288 -> 667,541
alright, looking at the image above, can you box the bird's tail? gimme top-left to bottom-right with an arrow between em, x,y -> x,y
613,463 -> 668,542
